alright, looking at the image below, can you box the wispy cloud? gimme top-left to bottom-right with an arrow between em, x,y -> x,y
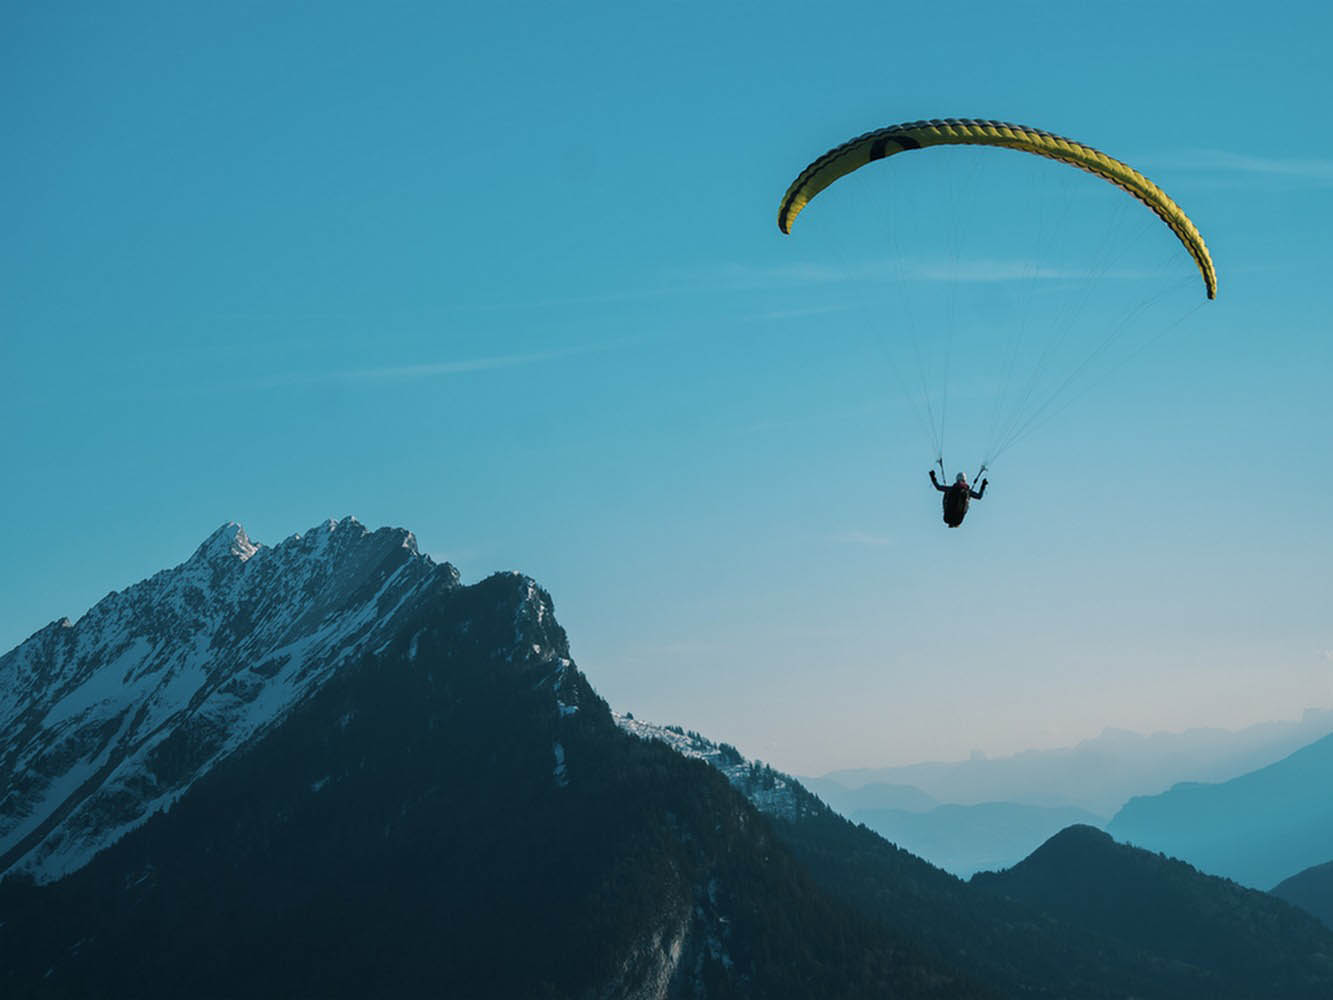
461,286 -> 687,312
830,530 -> 895,547
744,303 -> 852,322
457,250 -> 1154,318
712,257 -> 1156,290
908,259 -> 1151,283
1147,149 -> 1333,184
737,400 -> 883,435
244,342 -> 609,391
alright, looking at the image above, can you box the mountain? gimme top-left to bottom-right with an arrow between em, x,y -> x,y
1108,733 -> 1333,888
0,520 -> 984,999
1273,861 -> 1333,929
1,518 -> 450,882
820,711 -> 1333,815
619,717 -> 1333,998
851,802 -> 1104,878
5,520 -> 1332,998
971,825 -> 1333,997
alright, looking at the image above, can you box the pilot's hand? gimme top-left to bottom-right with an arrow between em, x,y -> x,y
981,478 -> 988,488
929,469 -> 938,482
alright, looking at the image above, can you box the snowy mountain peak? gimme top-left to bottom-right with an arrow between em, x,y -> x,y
192,522 -> 261,566
0,517 -> 456,883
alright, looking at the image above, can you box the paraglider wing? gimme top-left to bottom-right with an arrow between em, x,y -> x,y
777,118 -> 1217,300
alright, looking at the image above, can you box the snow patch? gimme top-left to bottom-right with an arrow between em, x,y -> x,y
614,713 -> 804,823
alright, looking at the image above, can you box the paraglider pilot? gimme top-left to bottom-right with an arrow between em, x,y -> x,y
930,470 -> 987,528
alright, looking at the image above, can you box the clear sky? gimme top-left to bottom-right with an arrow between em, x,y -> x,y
5,1 -> 1331,774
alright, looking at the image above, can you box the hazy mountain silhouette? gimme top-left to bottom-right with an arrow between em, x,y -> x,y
799,777 -> 937,815
1273,860 -> 1333,929
820,710 -> 1333,815
971,825 -> 1333,997
852,801 -> 1105,877
781,808 -> 1333,998
1108,733 -> 1333,888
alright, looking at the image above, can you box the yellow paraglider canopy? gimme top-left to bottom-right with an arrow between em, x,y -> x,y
778,118 -> 1216,299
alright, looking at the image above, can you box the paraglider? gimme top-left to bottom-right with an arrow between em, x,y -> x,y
777,118 -> 1217,527
930,470 -> 987,528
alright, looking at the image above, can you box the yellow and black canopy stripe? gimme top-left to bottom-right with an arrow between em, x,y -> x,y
778,118 -> 1217,300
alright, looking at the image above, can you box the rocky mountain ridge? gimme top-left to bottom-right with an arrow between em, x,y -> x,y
0,518 -> 462,880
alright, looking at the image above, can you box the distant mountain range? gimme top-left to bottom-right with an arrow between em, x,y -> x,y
1108,733 -> 1333,888
3,519 -> 1330,998
800,777 -> 938,815
624,716 -> 1333,998
1273,860 -> 1333,929
816,709 -> 1333,815
851,802 -> 1105,877
804,768 -> 1106,878
806,714 -> 1333,878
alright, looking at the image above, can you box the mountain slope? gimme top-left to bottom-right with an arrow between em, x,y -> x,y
1273,860 -> 1333,929
0,522 -> 983,1000
618,717 -> 1333,998
971,825 -> 1333,996
0,518 -> 448,881
1108,733 -> 1333,888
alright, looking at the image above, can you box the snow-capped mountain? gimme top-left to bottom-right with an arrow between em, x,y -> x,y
0,517 -> 463,881
6,522 -> 1333,1000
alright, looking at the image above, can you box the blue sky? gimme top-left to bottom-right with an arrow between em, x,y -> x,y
5,1 -> 1331,773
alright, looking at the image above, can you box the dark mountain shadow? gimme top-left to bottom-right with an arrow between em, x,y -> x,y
0,572 -> 986,1000
970,825 -> 1333,998
1273,860 -> 1333,930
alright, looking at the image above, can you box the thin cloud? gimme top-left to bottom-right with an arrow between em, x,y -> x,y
464,252 -> 1153,316
831,530 -> 895,547
244,342 -> 609,391
715,257 -> 1156,289
744,304 -> 852,322
738,400 -> 883,435
908,259 -> 1151,282
1148,149 -> 1333,184
461,285 -> 687,312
